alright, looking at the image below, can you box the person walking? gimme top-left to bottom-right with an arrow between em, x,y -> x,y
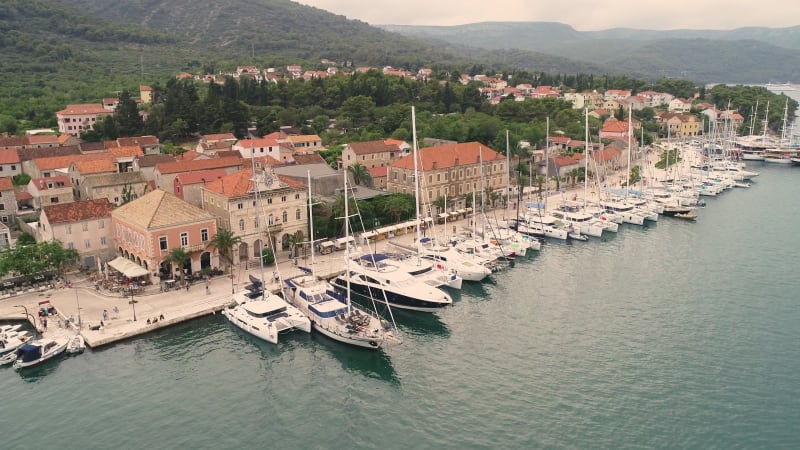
102,309 -> 109,322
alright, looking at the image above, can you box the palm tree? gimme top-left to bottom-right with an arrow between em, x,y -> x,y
385,195 -> 413,223
165,247 -> 190,284
209,229 -> 241,273
286,230 -> 304,258
347,163 -> 371,186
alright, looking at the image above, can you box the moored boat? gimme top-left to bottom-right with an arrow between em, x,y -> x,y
13,337 -> 68,370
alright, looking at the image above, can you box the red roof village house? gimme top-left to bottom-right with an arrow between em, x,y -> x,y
38,199 -> 115,269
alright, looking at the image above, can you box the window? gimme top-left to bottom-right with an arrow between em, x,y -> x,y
237,203 -> 243,209
100,236 -> 107,246
98,220 -> 104,229
282,211 -> 288,223
67,242 -> 74,250
295,193 -> 300,199
159,236 -> 167,251
11,165 -> 15,170
84,240 -> 91,249
296,209 -> 301,220
281,195 -> 287,202
201,228 -> 208,242
267,198 -> 272,204
239,219 -> 245,231
180,232 -> 188,247
66,224 -> 71,234
50,197 -> 59,204
82,222 -> 88,232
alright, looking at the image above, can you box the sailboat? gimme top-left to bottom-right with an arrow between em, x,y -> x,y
284,171 -> 401,349
221,162 -> 311,344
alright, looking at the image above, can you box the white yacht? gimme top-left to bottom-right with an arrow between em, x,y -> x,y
392,238 -> 494,281
598,200 -> 647,225
222,275 -> 312,345
332,253 -> 453,312
550,203 -> 605,238
386,251 -> 464,290
285,275 -> 400,349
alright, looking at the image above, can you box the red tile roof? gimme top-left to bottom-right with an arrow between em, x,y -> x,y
56,104 -> 110,115
31,176 -> 72,190
43,199 -> 114,224
347,140 -> 400,155
204,169 -> 305,197
292,153 -> 325,165
15,191 -> 32,201
72,158 -> 116,174
117,136 -> 158,147
368,166 -> 388,178
391,142 -> 504,171
0,149 -> 20,164
155,156 -> 243,174
175,169 -> 229,185
202,133 -> 236,141
601,120 -> 630,133
26,135 -> 60,145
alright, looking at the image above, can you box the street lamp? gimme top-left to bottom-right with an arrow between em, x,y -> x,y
75,286 -> 82,330
14,305 -> 35,327
128,287 -> 138,321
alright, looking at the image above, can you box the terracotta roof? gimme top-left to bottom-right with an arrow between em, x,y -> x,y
43,199 -> 114,224
592,148 -> 622,163
34,155 -> 90,171
368,166 -> 388,177
17,145 -> 81,162
552,156 -> 581,168
286,135 -> 321,144
383,138 -> 407,148
117,136 -> 158,147
203,133 -> 237,141
57,134 -> 73,144
212,150 -> 240,159
84,171 -> 145,188
264,132 -> 289,140
79,141 -> 107,152
155,156 -> 243,175
347,141 -> 400,155
0,149 -> 20,164
292,153 -> 325,165
136,154 -> 176,168
108,146 -> 144,158
176,151 -> 202,161
112,189 -> 215,230
391,142 -> 505,171
140,85 -> 152,91
549,136 -> 572,145
31,176 -> 72,190
72,158 -> 116,174
0,137 -> 26,148
204,168 -> 305,198
26,135 -> 60,145
199,141 -> 234,152
56,104 -> 110,115
0,177 -> 13,191
236,138 -> 280,148
16,191 -> 32,201
601,121 -> 630,133
175,169 -> 229,185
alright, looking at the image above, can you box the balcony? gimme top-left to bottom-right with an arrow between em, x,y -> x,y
183,243 -> 207,253
267,222 -> 282,232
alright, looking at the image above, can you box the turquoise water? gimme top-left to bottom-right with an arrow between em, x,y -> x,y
2,166 -> 800,449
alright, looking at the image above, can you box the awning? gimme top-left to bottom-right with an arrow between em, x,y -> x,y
108,257 -> 149,278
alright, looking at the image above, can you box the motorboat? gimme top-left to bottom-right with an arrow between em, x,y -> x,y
13,337 -> 69,370
598,200 -> 647,225
550,204 -> 604,238
66,334 -> 86,354
385,252 -> 464,290
332,253 -> 453,312
285,274 -> 400,349
0,324 -> 23,334
222,275 -> 311,344
1,331 -> 31,356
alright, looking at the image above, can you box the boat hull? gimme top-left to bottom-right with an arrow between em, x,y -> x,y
332,277 -> 451,312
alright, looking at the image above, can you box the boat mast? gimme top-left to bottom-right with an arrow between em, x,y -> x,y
307,170 -> 316,281
343,167 -> 352,314
583,108 -> 589,209
544,116 -> 550,209
249,146 -> 267,292
505,129 -> 510,220
749,99 -> 759,136
412,106 -> 422,249
626,108 -> 632,200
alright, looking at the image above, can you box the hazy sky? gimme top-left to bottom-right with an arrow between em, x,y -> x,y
296,0 -> 800,30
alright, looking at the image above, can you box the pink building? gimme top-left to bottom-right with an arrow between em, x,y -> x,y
112,189 -> 219,282
56,104 -> 112,137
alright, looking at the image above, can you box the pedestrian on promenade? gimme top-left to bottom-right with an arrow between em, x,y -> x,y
185,283 -> 190,292
102,309 -> 109,322
113,306 -> 119,319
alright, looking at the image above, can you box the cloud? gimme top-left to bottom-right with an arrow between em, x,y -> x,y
296,0 -> 800,30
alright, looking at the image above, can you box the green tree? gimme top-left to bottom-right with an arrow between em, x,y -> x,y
384,194 -> 414,223
17,232 -> 36,246
347,163 -> 371,186
338,95 -> 375,129
13,173 -> 31,187
209,229 -> 241,273
116,90 -> 144,137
